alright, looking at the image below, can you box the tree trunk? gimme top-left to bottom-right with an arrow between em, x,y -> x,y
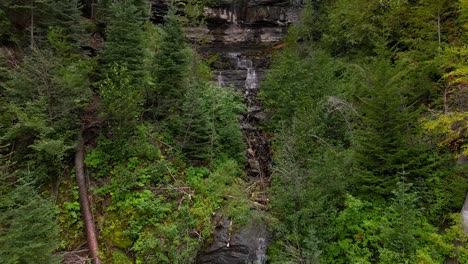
30,0 -> 34,50
75,132 -> 101,264
437,8 -> 441,49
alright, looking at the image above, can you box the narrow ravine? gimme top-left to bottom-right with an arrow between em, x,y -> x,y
198,51 -> 273,264
189,1 -> 301,262
238,54 -> 273,262
237,54 -> 272,207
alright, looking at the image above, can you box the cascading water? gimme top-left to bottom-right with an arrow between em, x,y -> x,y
198,52 -> 271,264
217,71 -> 225,87
245,66 -> 258,101
194,0 -> 300,262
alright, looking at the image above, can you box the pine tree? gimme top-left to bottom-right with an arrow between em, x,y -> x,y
350,59 -> 455,204
96,0 -> 150,25
101,0 -> 147,81
99,64 -> 143,132
0,150 -> 60,264
178,81 -> 212,162
3,48 -> 91,183
150,8 -> 189,118
99,0 -> 149,133
0,9 -> 14,43
40,0 -> 85,47
351,60 -> 420,198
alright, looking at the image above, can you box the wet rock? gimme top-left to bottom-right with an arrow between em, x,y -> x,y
457,154 -> 468,165
251,111 -> 267,122
187,1 -> 297,262
197,216 -> 269,264
248,105 -> 262,113
248,159 -> 261,171
241,122 -> 257,131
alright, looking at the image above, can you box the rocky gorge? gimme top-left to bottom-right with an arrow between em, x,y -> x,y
162,0 -> 303,262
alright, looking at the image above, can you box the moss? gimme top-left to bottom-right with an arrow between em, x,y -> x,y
112,250 -> 133,264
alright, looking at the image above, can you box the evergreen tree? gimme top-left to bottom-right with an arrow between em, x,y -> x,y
2,47 -> 91,183
380,182 -> 420,261
350,59 -> 458,209
98,0 -> 149,133
351,60 -> 421,198
40,0 -> 85,47
150,8 -> 189,118
0,0 -> 85,48
178,81 -> 212,162
99,64 -> 143,132
0,150 -> 60,264
101,0 -> 147,81
0,9 -> 14,43
178,80 -> 246,163
96,0 -> 150,25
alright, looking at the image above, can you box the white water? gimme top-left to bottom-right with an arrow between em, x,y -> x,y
217,71 -> 225,87
463,193 -> 468,232
245,67 -> 258,90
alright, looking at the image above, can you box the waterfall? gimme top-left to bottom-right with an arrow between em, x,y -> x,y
245,67 -> 258,90
217,71 -> 225,87
226,52 -> 258,94
199,53 -> 269,264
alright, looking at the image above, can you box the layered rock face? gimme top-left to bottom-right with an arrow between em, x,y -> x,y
186,0 -> 301,46
195,1 -> 300,263
153,1 -> 301,263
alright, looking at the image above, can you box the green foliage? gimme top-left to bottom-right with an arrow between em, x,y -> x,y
2,0 -> 467,262
264,47 -> 353,263
265,2 -> 468,261
2,48 -> 91,182
260,47 -> 349,135
175,79 -> 245,163
423,112 -> 468,157
176,81 -> 213,162
101,0 -> 149,84
149,8 -> 190,118
0,9 -> 14,43
57,180 -> 84,250
0,155 -> 61,263
84,123 -> 247,261
0,0 -> 85,48
40,0 -> 85,47
0,8 -> 91,259
177,0 -> 216,25
320,0 -> 459,58
350,59 -> 421,198
322,184 -> 454,263
99,64 -> 143,132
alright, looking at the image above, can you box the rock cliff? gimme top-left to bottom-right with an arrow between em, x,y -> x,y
153,1 -> 301,263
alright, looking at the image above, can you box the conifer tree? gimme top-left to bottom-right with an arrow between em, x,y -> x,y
150,8 -> 189,118
101,0 -> 147,80
0,150 -> 60,264
41,0 -> 85,47
351,60 -> 420,198
178,82 -> 212,162
99,64 -> 142,132
350,59 -> 455,205
99,0 -> 149,133
96,0 -> 150,25
3,47 -> 91,183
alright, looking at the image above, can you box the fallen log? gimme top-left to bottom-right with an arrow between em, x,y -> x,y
75,132 -> 100,264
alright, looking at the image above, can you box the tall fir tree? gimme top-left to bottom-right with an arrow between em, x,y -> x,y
101,0 -> 147,80
99,0 -> 149,132
2,46 -> 91,183
150,8 -> 189,118
351,60 -> 420,198
0,149 -> 60,264
40,0 -> 85,47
